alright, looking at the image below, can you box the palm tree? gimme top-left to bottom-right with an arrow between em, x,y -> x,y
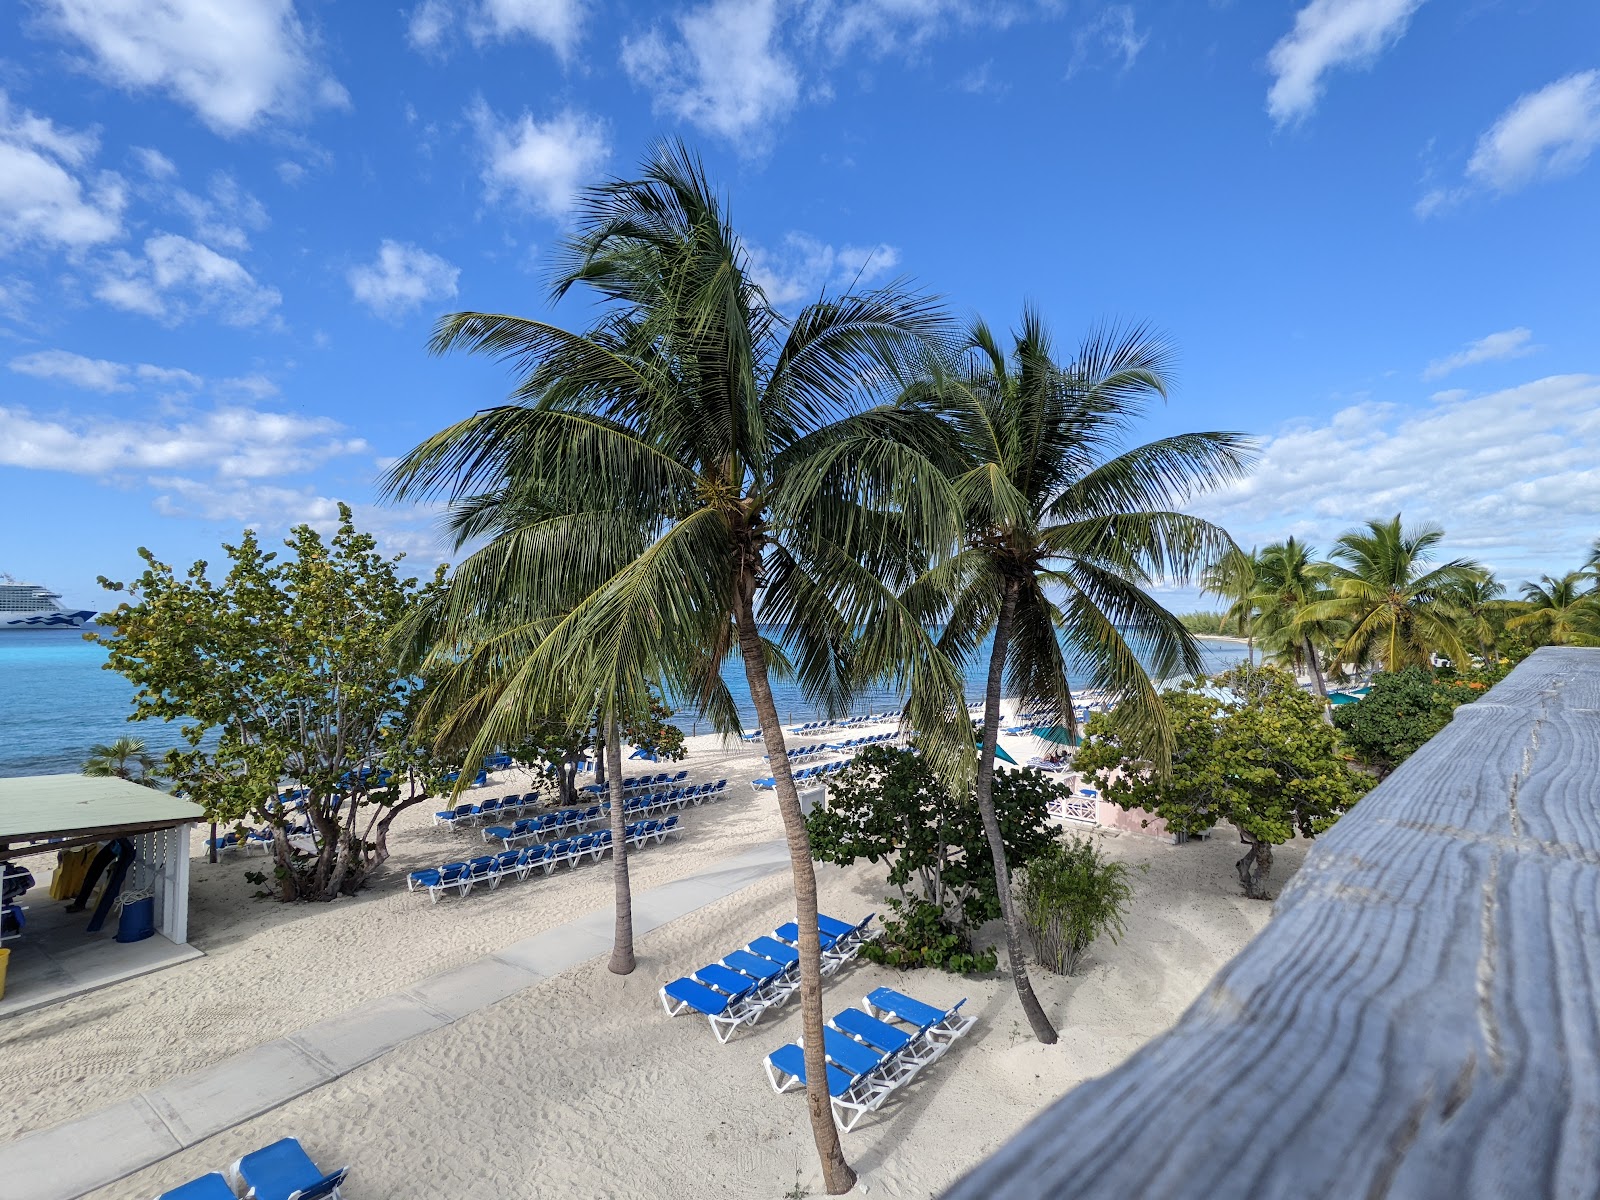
1250,537 -> 1338,705
1507,572 -> 1600,646
383,142 -> 964,1194
82,736 -> 158,786
1307,515 -> 1481,671
1444,573 -> 1508,662
1201,546 -> 1260,665
904,311 -> 1252,1044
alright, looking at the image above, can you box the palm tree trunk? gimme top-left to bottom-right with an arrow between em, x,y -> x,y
734,583 -> 855,1195
605,709 -> 635,975
1303,634 -> 1331,724
979,579 -> 1058,1045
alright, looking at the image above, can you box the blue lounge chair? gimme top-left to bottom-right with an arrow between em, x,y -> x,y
227,1137 -> 347,1200
774,919 -> 851,974
830,1007 -> 941,1075
863,987 -> 976,1051
763,1041 -> 891,1132
156,1172 -> 237,1199
660,970 -> 767,1042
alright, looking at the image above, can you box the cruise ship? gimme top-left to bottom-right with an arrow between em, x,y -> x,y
0,576 -> 96,630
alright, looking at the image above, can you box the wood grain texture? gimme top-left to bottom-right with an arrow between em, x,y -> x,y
941,647 -> 1600,1200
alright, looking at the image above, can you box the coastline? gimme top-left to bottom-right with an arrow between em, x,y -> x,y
1193,633 -> 1251,647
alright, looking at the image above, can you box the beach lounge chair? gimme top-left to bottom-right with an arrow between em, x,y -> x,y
763,1040 -> 892,1132
863,987 -> 976,1050
747,935 -> 800,970
830,1008 -> 942,1077
660,970 -> 767,1042
156,1172 -> 238,1200
228,1136 -> 348,1200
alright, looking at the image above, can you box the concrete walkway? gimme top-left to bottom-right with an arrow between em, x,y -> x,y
3,839 -> 791,1200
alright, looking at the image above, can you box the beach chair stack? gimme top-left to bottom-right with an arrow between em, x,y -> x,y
749,760 -> 848,790
658,913 -> 875,1041
156,1136 -> 348,1200
407,816 -> 681,903
764,986 -> 976,1132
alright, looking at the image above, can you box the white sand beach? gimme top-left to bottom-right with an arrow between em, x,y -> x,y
3,725 -> 1305,1199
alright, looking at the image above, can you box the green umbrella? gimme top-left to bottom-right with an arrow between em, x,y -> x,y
1031,725 -> 1078,746
979,740 -> 1019,765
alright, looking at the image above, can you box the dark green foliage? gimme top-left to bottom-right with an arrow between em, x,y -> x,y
1017,836 -> 1136,975
1334,663 -> 1507,778
806,745 -> 1058,972
1177,612 -> 1232,635
866,897 -> 998,974
1076,663 -> 1372,898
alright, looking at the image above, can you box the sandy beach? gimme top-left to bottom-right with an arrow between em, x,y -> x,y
3,722 -> 1305,1198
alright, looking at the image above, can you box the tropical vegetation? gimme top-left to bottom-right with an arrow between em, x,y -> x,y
81,736 -> 160,787
1016,835 -> 1136,976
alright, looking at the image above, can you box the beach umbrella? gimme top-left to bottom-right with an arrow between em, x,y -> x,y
978,740 -> 1019,765
1031,725 -> 1077,746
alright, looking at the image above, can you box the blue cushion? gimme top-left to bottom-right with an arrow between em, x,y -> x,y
158,1171 -> 237,1200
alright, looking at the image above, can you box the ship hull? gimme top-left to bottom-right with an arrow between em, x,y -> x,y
0,609 -> 97,631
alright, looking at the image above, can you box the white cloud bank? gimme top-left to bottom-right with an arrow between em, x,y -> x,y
1422,327 -> 1538,380
1266,0 -> 1424,126
1194,373 -> 1600,578
1418,70 -> 1600,216
37,0 -> 348,135
747,234 -> 901,306
95,234 -> 282,327
9,349 -> 203,393
348,240 -> 460,318
0,403 -> 366,479
407,0 -> 589,58
470,101 -> 610,218
0,90 -> 125,252
622,0 -> 800,148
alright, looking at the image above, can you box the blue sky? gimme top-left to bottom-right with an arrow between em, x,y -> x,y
2,0 -> 1597,612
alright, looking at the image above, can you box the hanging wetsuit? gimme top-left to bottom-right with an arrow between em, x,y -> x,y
65,838 -> 136,933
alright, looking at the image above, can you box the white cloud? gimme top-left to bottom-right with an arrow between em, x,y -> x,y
407,0 -> 588,57
276,160 -> 307,186
0,90 -> 125,251
747,233 -> 900,306
1068,6 -> 1148,78
9,349 -> 131,392
470,100 -> 610,218
348,240 -> 461,318
131,146 -> 176,178
171,173 -> 269,252
95,233 -> 282,327
1466,70 -> 1600,193
1266,0 -> 1424,126
1194,374 -> 1600,579
38,0 -> 348,135
1422,327 -> 1538,380
795,0 -> 1028,59
0,403 -> 366,479
622,0 -> 800,147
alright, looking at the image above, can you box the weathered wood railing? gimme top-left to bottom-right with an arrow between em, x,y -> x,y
943,646 -> 1600,1199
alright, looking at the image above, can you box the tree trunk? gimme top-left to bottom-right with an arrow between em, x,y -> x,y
978,579 -> 1058,1044
1304,634 -> 1332,725
595,732 -> 607,787
1234,827 -> 1274,900
734,584 -> 855,1195
605,709 -> 635,974
208,820 -> 218,865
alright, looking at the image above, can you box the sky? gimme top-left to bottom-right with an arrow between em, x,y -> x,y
2,0 -> 1598,614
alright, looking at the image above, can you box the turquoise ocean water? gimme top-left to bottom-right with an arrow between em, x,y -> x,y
0,626 -> 1248,778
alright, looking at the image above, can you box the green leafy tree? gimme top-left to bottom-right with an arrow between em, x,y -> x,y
1075,663 -> 1370,899
1506,572 -> 1600,647
1443,573 -> 1509,662
902,310 -> 1252,1041
91,507 -> 449,901
1335,661 -> 1509,777
806,745 -> 1057,971
1200,545 -> 1261,664
1305,515 -> 1482,671
382,142 -> 964,1193
82,736 -> 160,787
1017,836 -> 1135,975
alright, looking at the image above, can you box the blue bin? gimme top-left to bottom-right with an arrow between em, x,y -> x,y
115,896 -> 155,943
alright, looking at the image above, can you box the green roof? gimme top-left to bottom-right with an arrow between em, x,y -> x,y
0,774 -> 205,842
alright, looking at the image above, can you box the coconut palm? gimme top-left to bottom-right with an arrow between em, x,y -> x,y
1444,573 -> 1508,662
1250,537 -> 1338,705
82,736 -> 158,786
1307,515 -> 1482,671
1507,572 -> 1600,646
903,311 -> 1253,1044
1201,546 -> 1260,664
383,142 -> 965,1194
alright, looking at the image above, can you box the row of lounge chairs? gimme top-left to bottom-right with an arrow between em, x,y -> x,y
765,987 -> 975,1133
581,769 -> 690,795
157,1135 -> 346,1200
826,732 -> 896,752
763,742 -> 831,762
478,781 -> 723,848
784,711 -> 898,736
659,913 -> 876,1042
433,791 -> 550,829
751,760 -> 848,790
408,818 -> 681,902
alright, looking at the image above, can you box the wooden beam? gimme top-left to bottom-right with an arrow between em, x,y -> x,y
0,820 -> 191,859
941,646 -> 1600,1199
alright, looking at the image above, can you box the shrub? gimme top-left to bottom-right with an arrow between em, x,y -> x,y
1017,836 -> 1134,975
861,897 -> 999,974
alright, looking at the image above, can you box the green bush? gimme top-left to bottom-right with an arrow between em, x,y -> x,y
860,896 -> 999,974
1017,836 -> 1134,975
